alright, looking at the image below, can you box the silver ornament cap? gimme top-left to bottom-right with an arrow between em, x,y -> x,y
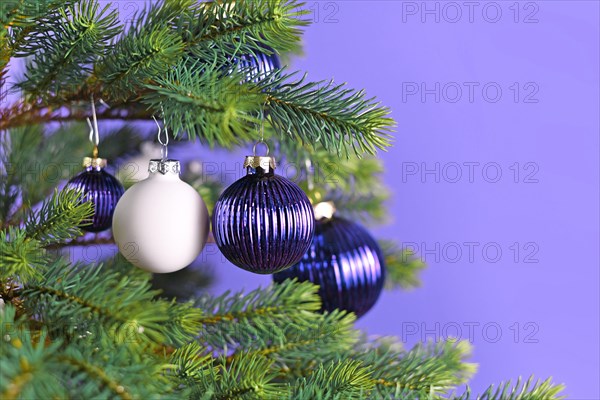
148,159 -> 181,175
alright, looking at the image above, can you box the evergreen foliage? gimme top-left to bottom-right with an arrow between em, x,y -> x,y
0,0 -> 565,398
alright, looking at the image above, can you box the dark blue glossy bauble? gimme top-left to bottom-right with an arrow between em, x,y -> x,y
212,167 -> 314,274
273,217 -> 386,318
66,166 -> 124,232
233,47 -> 281,83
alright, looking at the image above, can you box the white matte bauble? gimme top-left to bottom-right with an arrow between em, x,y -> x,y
112,159 -> 209,273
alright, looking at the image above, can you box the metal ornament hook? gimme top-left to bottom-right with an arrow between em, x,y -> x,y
252,139 -> 269,156
160,104 -> 170,140
153,115 -> 169,160
88,95 -> 100,157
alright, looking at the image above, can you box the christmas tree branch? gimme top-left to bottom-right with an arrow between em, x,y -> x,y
455,376 -> 565,400
16,0 -> 121,100
195,280 -> 323,350
354,338 -> 477,398
263,72 -> 395,157
97,25 -> 185,100
24,189 -> 93,245
43,236 -> 115,250
188,0 -> 309,54
0,228 -> 47,284
1,125 -> 93,216
4,0 -> 80,56
1,189 -> 91,284
57,355 -> 134,400
143,62 -> 262,146
192,353 -> 287,399
291,360 -> 374,399
0,101 -> 152,131
0,305 -> 176,399
23,261 -> 203,347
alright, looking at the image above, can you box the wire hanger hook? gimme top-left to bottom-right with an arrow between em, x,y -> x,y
252,102 -> 270,156
153,113 -> 169,161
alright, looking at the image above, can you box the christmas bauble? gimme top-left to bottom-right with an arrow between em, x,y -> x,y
212,156 -> 314,274
112,159 -> 209,273
273,205 -> 386,318
233,46 -> 281,83
66,157 -> 124,232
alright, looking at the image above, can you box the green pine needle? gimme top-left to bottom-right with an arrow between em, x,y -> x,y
24,189 -> 93,245
457,376 -> 565,400
23,261 -> 203,348
17,0 -> 120,100
292,360 -> 374,399
263,72 -> 395,157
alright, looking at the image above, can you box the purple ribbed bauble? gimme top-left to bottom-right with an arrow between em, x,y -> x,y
66,158 -> 124,232
212,156 -> 314,274
273,209 -> 386,318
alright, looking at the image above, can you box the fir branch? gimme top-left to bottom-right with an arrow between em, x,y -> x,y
169,342 -> 214,383
1,124 -> 91,220
292,360 -> 374,400
456,376 -> 565,400
43,236 -> 115,250
2,1 -> 78,77
57,355 -> 135,400
0,227 -> 47,284
0,101 -> 151,131
1,123 -> 143,225
326,190 -> 389,223
97,25 -> 185,100
23,261 -> 203,348
0,305 -> 176,399
351,337 -> 476,398
143,61 -> 262,145
0,307 -> 67,400
24,189 -> 93,245
17,0 -> 121,100
192,353 -> 288,399
380,240 -> 427,290
194,281 -> 359,380
194,279 -> 322,350
263,72 -> 395,157
5,0 -> 79,54
188,0 -> 309,55
95,0 -> 192,100
261,310 -> 359,378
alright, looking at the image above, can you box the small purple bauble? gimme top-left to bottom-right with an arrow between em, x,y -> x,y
212,157 -> 314,274
273,216 -> 386,318
66,159 -> 124,232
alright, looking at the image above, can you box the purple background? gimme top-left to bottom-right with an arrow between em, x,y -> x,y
204,1 -> 600,397
5,0 -> 598,398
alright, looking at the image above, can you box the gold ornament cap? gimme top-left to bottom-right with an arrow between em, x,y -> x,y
244,156 -> 276,173
83,157 -> 107,169
313,201 -> 336,221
